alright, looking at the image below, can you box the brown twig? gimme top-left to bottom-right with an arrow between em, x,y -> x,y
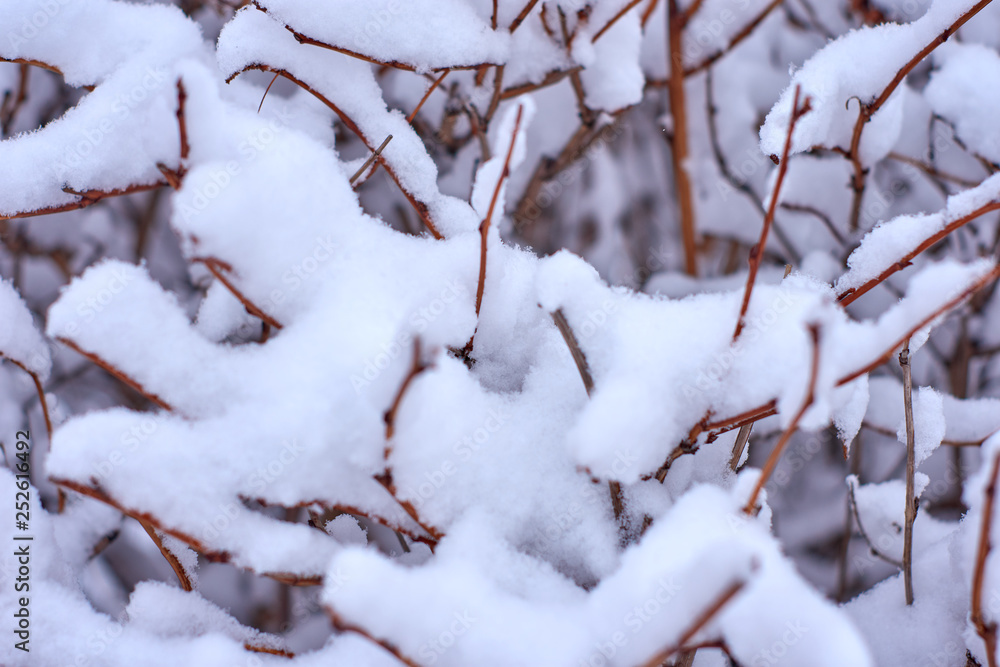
257,72 -> 281,113
743,324 -> 820,514
3,358 -> 52,443
551,309 -> 595,395
382,339 -> 428,442
729,423 -> 753,471
1,182 -> 167,221
0,63 -> 30,137
837,201 -> 1000,306
227,65 -> 442,239
327,609 -> 422,667
509,0 -> 541,32
200,258 -> 284,330
845,0 -> 994,230
137,517 -> 194,591
592,0 -> 644,42
54,337 -> 175,411
684,0 -> 783,76
974,451 -> 1000,667
734,85 -> 811,341
846,479 -> 904,569
640,579 -> 746,667
900,339 -> 916,605
666,0 -> 698,276
350,134 -> 393,185
475,105 -> 524,317
406,71 -> 449,124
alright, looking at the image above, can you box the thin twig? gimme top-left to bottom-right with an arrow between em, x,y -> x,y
846,0 -> 995,230
382,339 -> 428,441
201,258 -> 284,330
973,451 -> 1000,667
684,0 -> 783,76
837,200 -> 1000,306
350,135 -> 393,185
592,0 -> 644,42
734,85 -> 811,341
846,479 -> 904,569
3,358 -> 52,442
475,105 -> 524,316
138,518 -> 194,591
729,423 -> 752,471
900,339 -> 916,605
54,337 -> 174,411
551,309 -> 595,395
509,0 -> 541,32
640,579 -> 747,667
406,71 -> 449,124
257,72 -> 281,113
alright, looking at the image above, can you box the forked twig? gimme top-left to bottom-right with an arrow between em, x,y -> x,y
846,479 -> 904,569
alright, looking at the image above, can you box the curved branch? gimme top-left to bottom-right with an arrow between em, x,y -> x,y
54,337 -> 175,411
227,64 -> 442,239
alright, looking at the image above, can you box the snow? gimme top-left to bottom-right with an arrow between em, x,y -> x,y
4,0 -> 1000,665
0,277 -> 51,378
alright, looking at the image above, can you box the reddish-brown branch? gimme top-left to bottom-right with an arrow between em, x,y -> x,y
244,643 -> 294,658
406,71 -> 450,124
667,0 -> 698,276
257,72 -> 280,113
551,309 -> 595,396
743,324 -> 820,514
1,182 -> 167,221
683,0 -> 783,76
837,201 -> 1000,306
640,579 -> 746,667
846,0 -> 994,230
54,337 -> 175,411
837,264 -> 1000,386
53,477 -> 322,586
0,63 -> 30,136
900,339 -> 916,605
3,357 -> 53,442
973,452 -> 1000,667
475,105 -> 524,316
228,64 -> 442,239
199,258 -> 284,330
374,469 -> 443,544
137,517 -> 194,591
383,340 -> 429,441
176,80 -> 189,164
500,67 -> 580,100
327,610 -> 422,667
592,0 -> 645,42
697,264 -> 1000,458
350,134 -> 393,186
509,0 -> 541,32
734,86 -> 811,341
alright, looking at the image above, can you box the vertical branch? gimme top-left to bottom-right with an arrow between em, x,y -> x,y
666,0 -> 698,276
900,339 -> 916,605
551,309 -> 595,395
973,452 -> 1000,667
475,105 -> 524,317
743,324 -> 820,514
733,86 -> 810,341
729,423 -> 753,471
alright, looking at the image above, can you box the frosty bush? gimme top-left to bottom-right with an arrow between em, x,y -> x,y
4,0 -> 1000,665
